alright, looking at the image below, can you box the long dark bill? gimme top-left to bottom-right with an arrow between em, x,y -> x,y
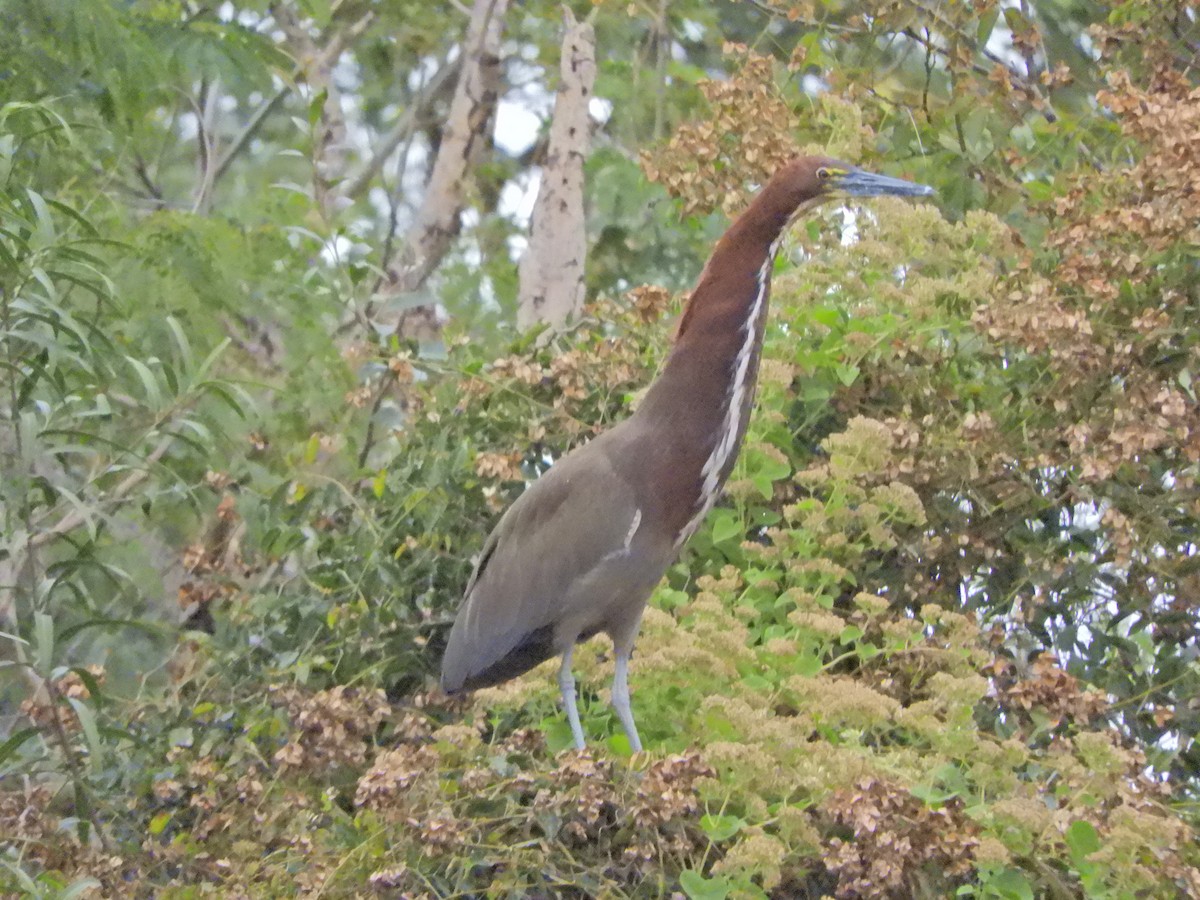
838,169 -> 935,198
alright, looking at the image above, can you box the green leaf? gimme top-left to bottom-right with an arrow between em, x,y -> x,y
809,307 -> 841,328
303,432 -> 321,464
57,617 -> 161,643
1002,7 -> 1031,32
679,869 -> 731,900
700,813 -> 746,842
126,356 -> 163,408
308,88 -> 329,126
910,783 -> 957,804
709,510 -> 742,545
194,337 -> 231,381
0,726 -> 42,765
68,666 -> 106,708
747,447 -> 791,491
60,879 -> 104,900
1178,367 -> 1194,401
164,315 -> 194,373
606,731 -> 634,757
1065,819 -> 1100,859
840,624 -> 864,643
982,868 -> 1034,900
976,6 -> 1001,44
794,654 -> 822,677
148,811 -> 174,835
835,362 -> 860,386
25,188 -> 57,247
741,672 -> 772,691
0,859 -> 39,893
542,717 -> 577,754
653,588 -> 689,611
801,382 -> 831,403
66,697 -> 104,773
33,611 -> 55,673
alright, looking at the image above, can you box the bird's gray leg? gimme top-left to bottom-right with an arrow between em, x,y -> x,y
557,648 -> 586,750
612,648 -> 643,753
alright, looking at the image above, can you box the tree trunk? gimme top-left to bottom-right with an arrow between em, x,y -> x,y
516,9 -> 595,331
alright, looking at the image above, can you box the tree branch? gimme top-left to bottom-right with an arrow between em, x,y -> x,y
212,3 -> 376,195
192,75 -> 220,215
392,0 -> 509,295
212,86 -> 289,187
29,435 -> 176,551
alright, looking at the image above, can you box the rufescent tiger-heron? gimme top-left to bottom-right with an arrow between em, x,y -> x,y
441,156 -> 935,752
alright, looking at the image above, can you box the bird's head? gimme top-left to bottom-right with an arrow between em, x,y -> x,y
765,155 -> 935,221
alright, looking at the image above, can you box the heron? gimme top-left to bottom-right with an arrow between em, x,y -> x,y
441,156 -> 935,751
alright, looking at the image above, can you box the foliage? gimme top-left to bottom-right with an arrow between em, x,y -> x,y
2,0 -> 1199,897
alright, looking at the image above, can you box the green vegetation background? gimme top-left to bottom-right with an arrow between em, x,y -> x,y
1,1 -> 1197,897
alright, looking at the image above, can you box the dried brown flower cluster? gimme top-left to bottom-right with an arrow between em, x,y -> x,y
548,349 -> 591,402
473,450 -> 523,482
355,743 -> 441,817
628,752 -> 714,828
0,785 -> 101,875
488,353 -> 544,386
825,777 -> 979,898
641,46 -> 801,217
349,728 -> 720,891
535,750 -> 620,844
18,666 -> 106,751
457,301 -> 651,446
273,684 -> 389,773
179,492 -> 244,619
974,65 -> 1200,484
990,654 -> 1108,731
627,283 -> 674,323
622,755 -> 717,868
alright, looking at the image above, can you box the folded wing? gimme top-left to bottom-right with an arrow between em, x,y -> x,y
440,439 -> 643,693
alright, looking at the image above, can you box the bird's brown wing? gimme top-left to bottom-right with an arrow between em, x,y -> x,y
440,438 -> 645,693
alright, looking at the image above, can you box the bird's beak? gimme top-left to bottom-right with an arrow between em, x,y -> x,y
834,169 -> 935,198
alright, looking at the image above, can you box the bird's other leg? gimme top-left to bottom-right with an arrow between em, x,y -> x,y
557,647 -> 586,751
611,646 -> 643,753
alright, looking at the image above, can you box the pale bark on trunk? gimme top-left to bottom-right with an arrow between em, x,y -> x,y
516,10 -> 595,331
396,0 -> 508,295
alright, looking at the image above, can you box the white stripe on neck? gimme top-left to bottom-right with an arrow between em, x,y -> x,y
675,237 -> 781,549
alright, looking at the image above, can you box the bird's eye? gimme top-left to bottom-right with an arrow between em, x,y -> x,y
816,167 -> 830,180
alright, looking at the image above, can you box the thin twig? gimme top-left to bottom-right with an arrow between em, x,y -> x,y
357,369 -> 398,469
192,76 -> 220,214
211,7 -> 376,190
40,678 -> 113,852
29,435 -> 176,550
212,86 -> 289,186
131,155 -> 164,204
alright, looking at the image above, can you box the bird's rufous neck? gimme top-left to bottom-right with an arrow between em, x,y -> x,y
628,192 -> 789,543
673,194 -> 790,343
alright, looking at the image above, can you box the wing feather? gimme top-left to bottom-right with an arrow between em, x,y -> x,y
440,438 -> 640,692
